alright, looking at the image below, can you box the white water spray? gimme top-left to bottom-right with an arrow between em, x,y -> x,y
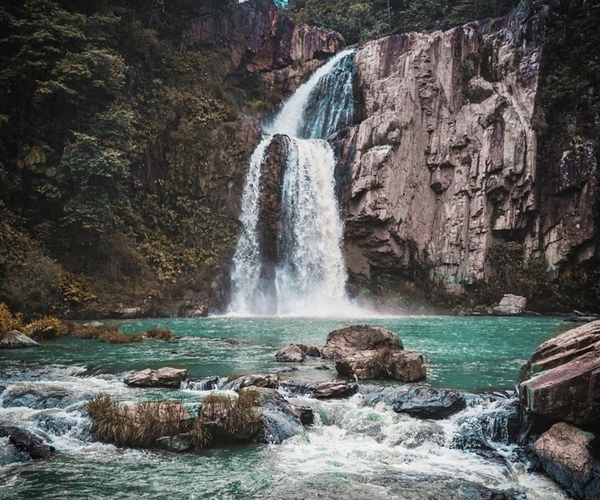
230,49 -> 357,316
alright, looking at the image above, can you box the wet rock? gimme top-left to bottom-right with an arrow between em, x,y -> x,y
286,405 -> 314,426
275,343 -> 321,362
492,294 -> 527,315
0,437 -> 30,466
0,426 -> 55,459
533,422 -> 600,500
225,374 -> 278,391
181,376 -> 222,391
321,324 -> 402,360
259,409 -> 304,444
391,387 -> 467,420
279,379 -> 358,399
518,320 -> 600,426
124,367 -> 187,388
155,434 -> 192,453
0,330 -> 40,349
336,349 -> 426,382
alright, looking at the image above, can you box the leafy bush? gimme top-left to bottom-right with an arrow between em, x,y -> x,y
22,317 -> 68,340
145,328 -> 174,341
0,302 -> 23,334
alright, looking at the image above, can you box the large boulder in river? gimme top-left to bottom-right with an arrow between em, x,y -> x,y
391,387 -> 467,420
336,349 -> 426,382
533,422 -> 600,500
492,294 -> 527,315
124,367 -> 187,388
0,330 -> 40,349
279,379 -> 358,399
322,324 -> 426,382
321,324 -> 402,360
0,426 -> 55,459
518,320 -> 600,426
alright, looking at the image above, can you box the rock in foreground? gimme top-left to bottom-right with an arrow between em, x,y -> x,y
392,387 -> 467,420
0,426 -> 55,459
336,349 -> 426,382
322,324 -> 426,382
279,379 -> 358,399
518,320 -> 600,426
0,330 -> 40,349
124,367 -> 187,388
533,422 -> 600,500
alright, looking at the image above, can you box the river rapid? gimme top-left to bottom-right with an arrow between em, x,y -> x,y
0,316 -> 572,499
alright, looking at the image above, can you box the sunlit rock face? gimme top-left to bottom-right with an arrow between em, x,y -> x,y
339,5 -> 551,290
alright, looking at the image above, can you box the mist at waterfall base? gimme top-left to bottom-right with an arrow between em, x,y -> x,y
0,316 -> 570,499
229,50 -> 360,317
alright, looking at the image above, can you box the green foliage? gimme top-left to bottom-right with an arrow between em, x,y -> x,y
288,0 -> 517,44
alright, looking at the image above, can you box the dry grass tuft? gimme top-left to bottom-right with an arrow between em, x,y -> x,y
145,327 -> 173,341
0,302 -> 22,334
99,330 -> 143,344
201,390 -> 261,435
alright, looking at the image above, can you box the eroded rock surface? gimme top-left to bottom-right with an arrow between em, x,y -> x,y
0,330 -> 40,349
493,294 -> 527,315
338,6 -> 564,291
279,379 -> 358,399
275,343 -> 321,362
518,320 -> 600,426
533,422 -> 600,500
392,387 -> 467,420
321,324 -> 402,360
124,367 -> 188,388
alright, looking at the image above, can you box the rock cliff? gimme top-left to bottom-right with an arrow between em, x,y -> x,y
339,5 -> 547,291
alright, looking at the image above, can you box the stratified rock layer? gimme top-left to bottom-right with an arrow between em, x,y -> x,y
337,5 -> 594,291
124,368 -> 188,388
518,320 -> 600,426
533,422 -> 600,500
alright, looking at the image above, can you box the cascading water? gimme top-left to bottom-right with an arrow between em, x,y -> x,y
229,49 -> 357,316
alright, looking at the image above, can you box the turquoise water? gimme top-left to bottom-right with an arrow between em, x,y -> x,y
0,316 -> 567,391
0,316 -> 571,499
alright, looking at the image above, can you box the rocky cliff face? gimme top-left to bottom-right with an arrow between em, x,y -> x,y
339,5 -> 548,291
187,0 -> 343,95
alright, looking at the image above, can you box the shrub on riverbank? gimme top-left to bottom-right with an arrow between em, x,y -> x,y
145,328 -> 174,341
0,303 -> 22,334
69,324 -> 119,339
22,317 -> 68,340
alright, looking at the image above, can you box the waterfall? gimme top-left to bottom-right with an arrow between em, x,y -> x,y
229,49 -> 356,316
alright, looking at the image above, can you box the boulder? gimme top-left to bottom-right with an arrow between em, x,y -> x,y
155,434 -> 192,453
533,422 -> 600,500
518,320 -> 600,426
492,294 -> 527,315
391,387 -> 467,420
321,324 -> 402,360
336,349 -> 426,382
279,379 -> 358,399
0,426 -> 55,459
124,367 -> 187,388
275,343 -> 321,362
0,330 -> 40,349
225,374 -> 278,391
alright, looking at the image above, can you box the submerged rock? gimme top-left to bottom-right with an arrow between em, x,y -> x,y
391,387 -> 466,420
518,320 -> 600,426
533,422 -> 600,500
279,379 -> 358,399
492,294 -> 527,315
124,367 -> 187,388
0,330 -> 40,349
0,426 -> 55,460
155,434 -> 192,453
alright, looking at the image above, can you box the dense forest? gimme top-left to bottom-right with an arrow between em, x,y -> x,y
0,0 -> 598,318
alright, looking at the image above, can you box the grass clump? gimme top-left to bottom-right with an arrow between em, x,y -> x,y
99,330 -> 143,344
22,317 -> 68,340
201,389 -> 261,437
0,302 -> 23,334
86,394 -> 210,450
69,323 -> 119,339
145,327 -> 174,341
